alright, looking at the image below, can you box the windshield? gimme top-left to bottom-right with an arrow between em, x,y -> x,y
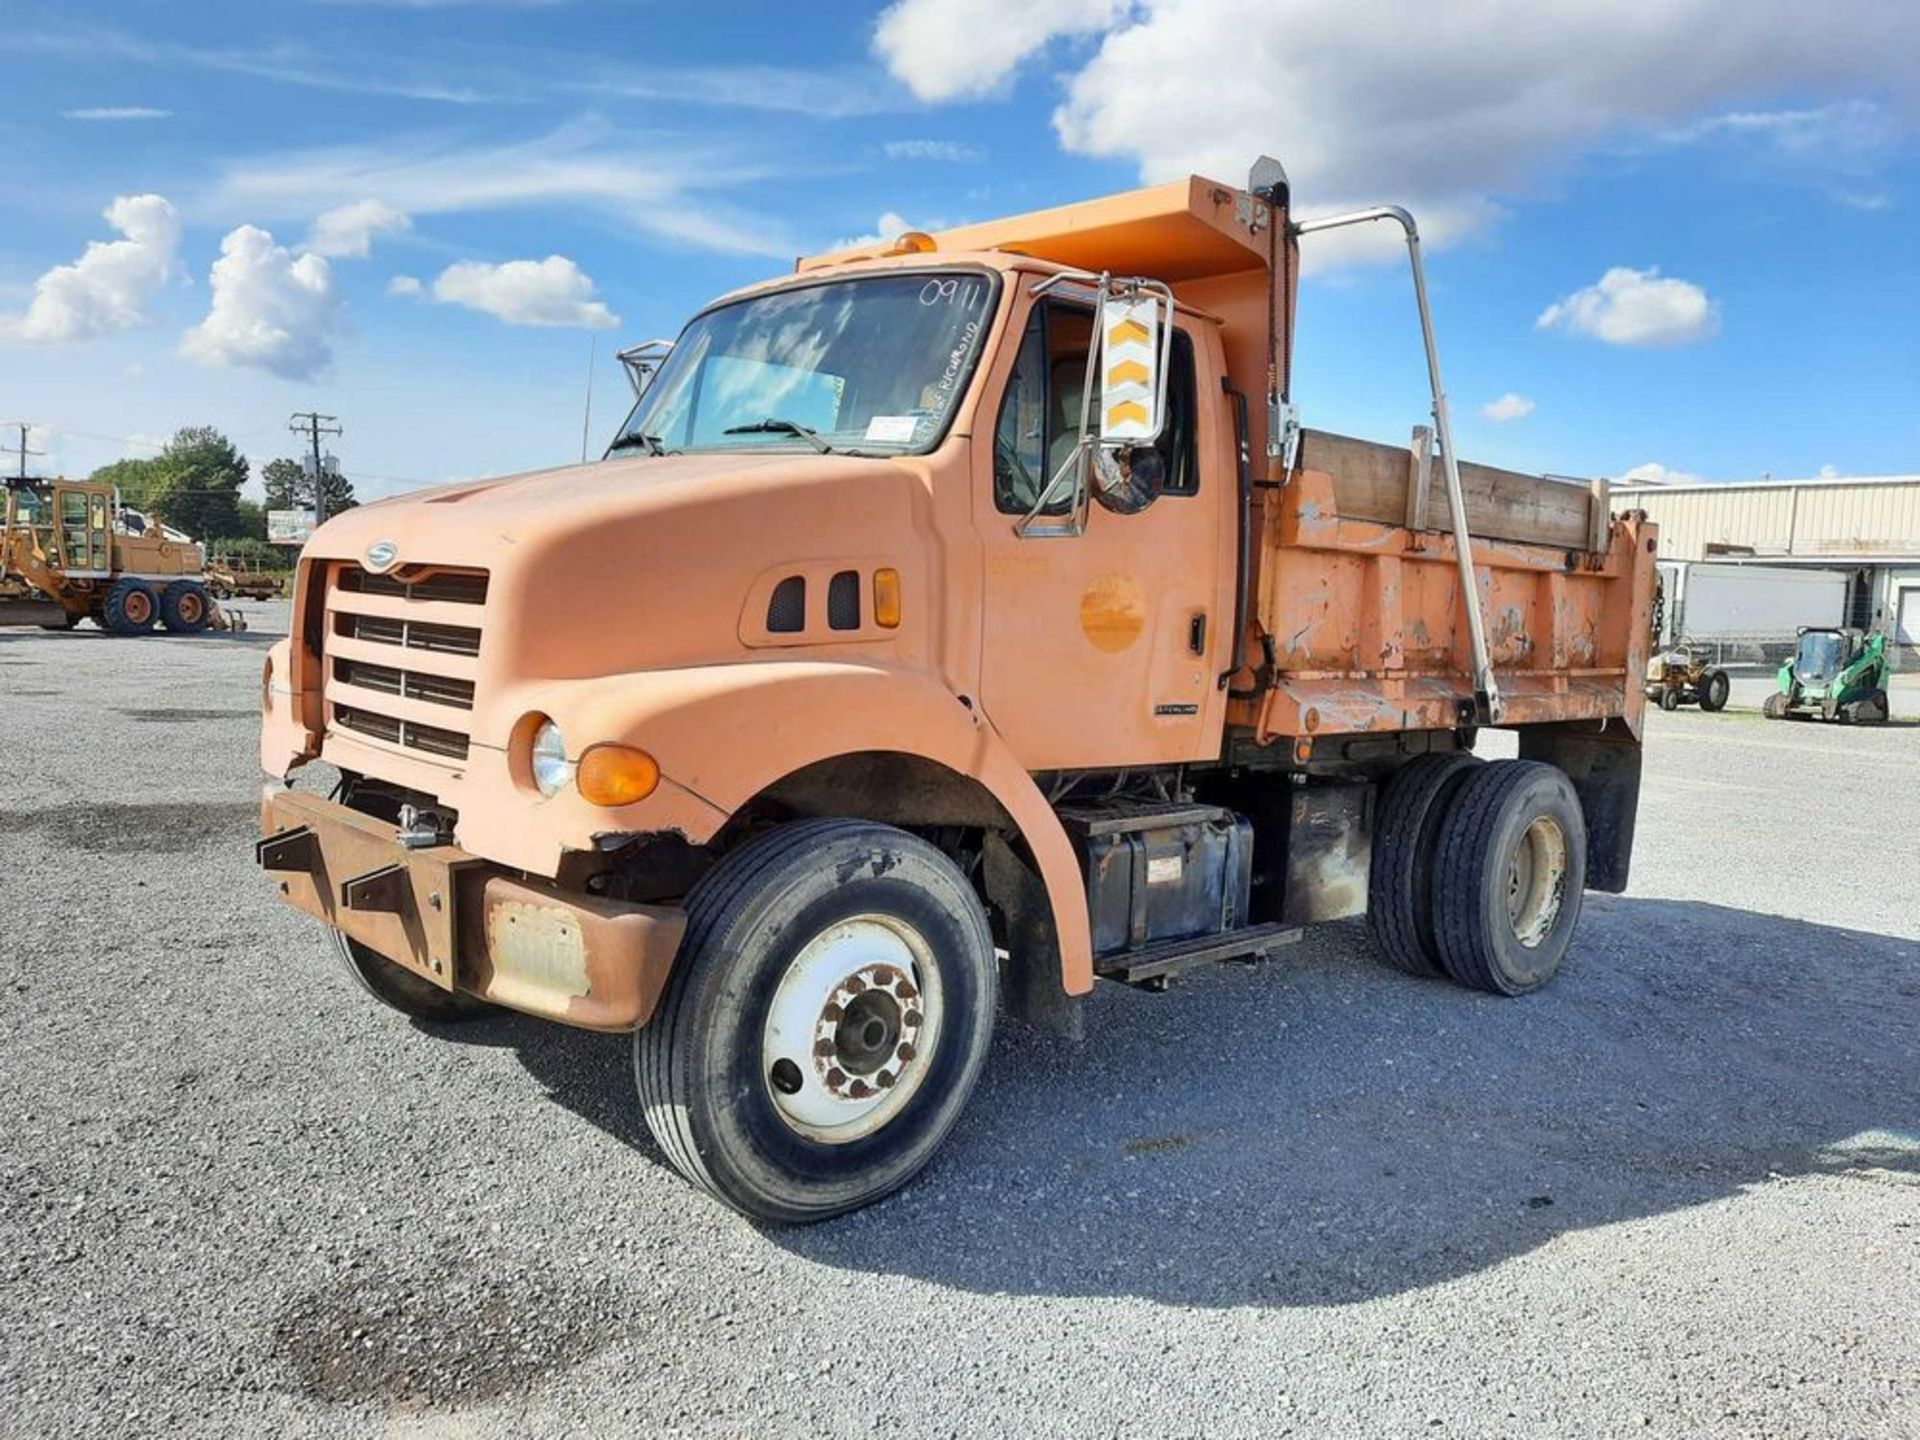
612,272 -> 997,457
1796,631 -> 1848,682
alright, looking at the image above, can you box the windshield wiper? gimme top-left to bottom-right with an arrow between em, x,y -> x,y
607,431 -> 666,456
723,418 -> 834,454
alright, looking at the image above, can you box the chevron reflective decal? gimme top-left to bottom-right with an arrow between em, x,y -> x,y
1100,296 -> 1161,441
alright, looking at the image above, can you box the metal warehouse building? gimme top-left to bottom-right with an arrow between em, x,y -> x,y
1612,472 -> 1920,665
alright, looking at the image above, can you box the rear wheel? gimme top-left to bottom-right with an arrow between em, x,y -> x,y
332,931 -> 488,1021
1367,751 -> 1483,977
160,579 -> 212,633
102,578 -> 159,635
1432,760 -> 1587,996
1698,670 -> 1730,712
636,818 -> 997,1223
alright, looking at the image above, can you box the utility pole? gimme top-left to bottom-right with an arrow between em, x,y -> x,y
1,421 -> 46,481
288,411 -> 342,526
580,333 -> 598,464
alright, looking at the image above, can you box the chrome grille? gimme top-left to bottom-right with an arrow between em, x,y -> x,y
323,562 -> 486,766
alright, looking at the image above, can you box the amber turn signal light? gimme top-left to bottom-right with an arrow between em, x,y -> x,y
577,743 -> 661,807
873,568 -> 902,629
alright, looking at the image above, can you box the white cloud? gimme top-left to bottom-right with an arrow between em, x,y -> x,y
1537,267 -> 1718,348
305,199 -> 411,258
61,106 -> 170,121
1818,464 -> 1841,480
883,139 -> 985,162
875,0 -> 1124,103
4,194 -> 181,343
1620,462 -> 1703,486
210,124 -> 790,258
180,225 -> 340,380
430,256 -> 618,329
874,1 -> 1920,260
834,211 -> 915,249
1481,392 -> 1535,423
387,274 -> 425,296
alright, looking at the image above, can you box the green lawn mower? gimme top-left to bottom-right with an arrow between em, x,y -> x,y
1763,627 -> 1890,723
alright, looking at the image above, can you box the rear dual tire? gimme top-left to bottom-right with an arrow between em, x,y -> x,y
1367,752 -> 1483,977
1431,761 -> 1587,995
1369,757 -> 1587,996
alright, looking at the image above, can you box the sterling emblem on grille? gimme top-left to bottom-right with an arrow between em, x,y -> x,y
363,539 -> 399,573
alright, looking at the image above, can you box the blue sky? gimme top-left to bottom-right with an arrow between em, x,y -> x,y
0,0 -> 1915,502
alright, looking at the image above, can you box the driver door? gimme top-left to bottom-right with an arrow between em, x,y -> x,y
972,294 -> 1233,771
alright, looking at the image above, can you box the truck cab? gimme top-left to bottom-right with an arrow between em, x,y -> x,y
259,162 -> 1655,1221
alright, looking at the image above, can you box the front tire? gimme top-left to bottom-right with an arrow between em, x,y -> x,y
1431,760 -> 1587,996
635,819 -> 997,1223
1659,686 -> 1681,711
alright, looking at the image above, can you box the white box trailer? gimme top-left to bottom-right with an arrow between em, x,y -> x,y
1657,562 -> 1849,650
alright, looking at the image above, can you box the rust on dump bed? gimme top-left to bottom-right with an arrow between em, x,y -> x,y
1242,443 -> 1656,741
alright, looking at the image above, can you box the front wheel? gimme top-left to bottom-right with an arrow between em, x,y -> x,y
635,819 -> 997,1223
1698,669 -> 1730,712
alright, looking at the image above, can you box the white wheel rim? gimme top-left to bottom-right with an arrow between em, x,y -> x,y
761,914 -> 944,1144
1507,817 -> 1568,948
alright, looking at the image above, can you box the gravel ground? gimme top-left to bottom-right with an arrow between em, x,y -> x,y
2,604 -> 1915,1439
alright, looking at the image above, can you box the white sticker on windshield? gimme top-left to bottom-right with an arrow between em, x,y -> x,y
864,415 -> 919,445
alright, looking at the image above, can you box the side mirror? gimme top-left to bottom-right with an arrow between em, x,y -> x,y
1016,273 -> 1175,538
617,339 -> 675,400
1098,289 -> 1172,446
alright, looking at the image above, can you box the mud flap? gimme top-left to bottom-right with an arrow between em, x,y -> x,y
1518,720 -> 1642,893
983,830 -> 1084,1043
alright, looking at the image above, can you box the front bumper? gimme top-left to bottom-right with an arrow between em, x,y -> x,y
257,788 -> 687,1031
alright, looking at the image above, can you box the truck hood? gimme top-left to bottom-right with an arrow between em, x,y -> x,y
304,450 -> 931,682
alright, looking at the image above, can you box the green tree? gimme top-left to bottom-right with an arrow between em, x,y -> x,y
88,457 -> 169,512
259,453 -> 358,516
233,498 -> 268,541
261,457 -> 304,511
151,426 -> 249,540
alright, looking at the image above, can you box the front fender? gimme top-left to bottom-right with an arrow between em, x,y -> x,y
530,661 -> 1094,995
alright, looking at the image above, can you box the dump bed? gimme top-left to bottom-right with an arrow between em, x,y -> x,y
1234,428 -> 1656,741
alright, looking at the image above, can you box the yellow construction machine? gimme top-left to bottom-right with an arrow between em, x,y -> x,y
1,476 -> 242,634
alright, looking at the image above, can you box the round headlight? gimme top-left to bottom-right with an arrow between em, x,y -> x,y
530,719 -> 573,797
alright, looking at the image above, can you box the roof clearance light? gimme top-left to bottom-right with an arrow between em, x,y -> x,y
889,231 -> 937,255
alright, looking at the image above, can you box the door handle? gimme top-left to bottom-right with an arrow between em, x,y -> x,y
1189,612 -> 1208,655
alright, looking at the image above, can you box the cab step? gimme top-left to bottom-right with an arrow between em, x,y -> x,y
1093,921 -> 1302,989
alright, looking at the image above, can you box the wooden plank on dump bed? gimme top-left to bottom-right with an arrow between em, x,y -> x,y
1298,429 -> 1601,551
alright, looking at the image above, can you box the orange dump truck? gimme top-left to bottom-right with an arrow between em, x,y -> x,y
258,158 -> 1654,1221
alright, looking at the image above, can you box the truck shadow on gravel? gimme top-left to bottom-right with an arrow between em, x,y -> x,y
495,896 -> 1918,1308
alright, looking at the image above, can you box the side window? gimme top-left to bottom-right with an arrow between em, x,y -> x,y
992,308 -> 1049,513
992,307 -> 1200,513
58,492 -> 89,568
1155,331 -> 1199,495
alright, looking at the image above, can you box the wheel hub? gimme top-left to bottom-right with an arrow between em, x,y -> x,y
1506,816 -> 1568,948
762,916 -> 942,1143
